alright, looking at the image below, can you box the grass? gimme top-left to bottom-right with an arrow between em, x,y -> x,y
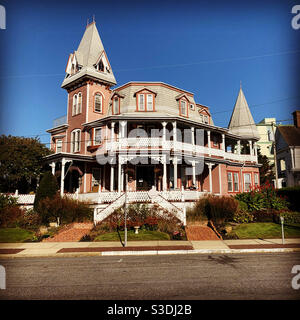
230,223 -> 300,239
0,228 -> 36,243
94,229 -> 170,241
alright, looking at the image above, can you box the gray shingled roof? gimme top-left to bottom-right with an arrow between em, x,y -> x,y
228,88 -> 260,140
62,22 -> 116,88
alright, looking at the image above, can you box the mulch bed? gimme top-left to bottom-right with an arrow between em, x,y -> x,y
228,243 -> 300,250
58,245 -> 193,253
0,249 -> 24,254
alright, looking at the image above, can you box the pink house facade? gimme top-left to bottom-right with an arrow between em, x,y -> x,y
45,22 -> 260,223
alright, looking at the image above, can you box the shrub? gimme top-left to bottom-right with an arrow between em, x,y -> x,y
235,182 -> 289,212
186,197 -> 209,222
34,171 -> 58,210
251,209 -> 281,223
0,205 -> 25,227
17,209 -> 42,230
36,195 -> 93,225
233,210 -> 254,224
277,186 -> 300,211
274,211 -> 300,225
0,193 -> 18,210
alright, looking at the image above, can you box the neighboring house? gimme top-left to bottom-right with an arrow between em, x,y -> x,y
275,111 -> 300,188
44,22 -> 260,220
256,118 -> 276,166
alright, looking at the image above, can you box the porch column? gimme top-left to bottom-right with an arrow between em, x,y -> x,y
222,134 -> 225,152
49,162 -> 56,175
206,162 -> 213,193
237,140 -> 241,155
254,142 -> 258,161
60,158 -> 66,197
207,130 -> 211,156
248,140 -> 253,156
192,161 -> 196,186
173,157 -> 178,189
111,122 -> 115,141
172,121 -> 177,151
191,127 -> 195,145
218,164 -> 222,195
110,165 -> 114,191
121,164 -> 125,192
162,156 -> 167,191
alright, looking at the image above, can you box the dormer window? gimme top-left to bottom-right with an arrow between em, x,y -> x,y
94,93 -> 103,113
180,99 -> 188,117
96,60 -> 104,72
136,92 -> 155,112
204,115 -> 209,124
113,97 -> 120,115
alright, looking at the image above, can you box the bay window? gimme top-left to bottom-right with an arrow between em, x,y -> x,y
56,139 -> 62,153
244,173 -> 252,192
227,172 -> 233,192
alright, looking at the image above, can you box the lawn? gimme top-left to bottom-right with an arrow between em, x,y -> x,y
94,229 -> 170,241
0,228 -> 36,243
231,223 -> 300,239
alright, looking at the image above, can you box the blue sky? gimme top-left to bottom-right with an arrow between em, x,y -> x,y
0,0 -> 299,145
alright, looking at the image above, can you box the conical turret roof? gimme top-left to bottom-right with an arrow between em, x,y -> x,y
228,87 -> 260,140
62,22 -> 116,88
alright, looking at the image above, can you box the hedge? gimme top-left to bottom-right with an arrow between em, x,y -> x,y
277,186 -> 300,211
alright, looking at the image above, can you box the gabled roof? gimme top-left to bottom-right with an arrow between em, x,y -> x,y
228,87 -> 260,140
277,126 -> 300,147
62,22 -> 116,88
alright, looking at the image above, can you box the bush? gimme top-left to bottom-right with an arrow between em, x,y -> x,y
17,209 -> 42,230
34,171 -> 58,210
36,195 -> 93,225
277,186 -> 300,212
233,210 -> 254,224
274,211 -> 300,225
186,197 -> 209,222
235,182 -> 289,212
0,193 -> 18,210
0,205 -> 25,227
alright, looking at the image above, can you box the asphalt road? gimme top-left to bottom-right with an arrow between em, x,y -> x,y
0,253 -> 300,300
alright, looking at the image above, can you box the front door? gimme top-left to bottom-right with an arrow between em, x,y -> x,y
136,165 -> 155,191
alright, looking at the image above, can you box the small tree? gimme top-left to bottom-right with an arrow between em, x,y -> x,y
257,148 -> 275,185
34,171 -> 58,210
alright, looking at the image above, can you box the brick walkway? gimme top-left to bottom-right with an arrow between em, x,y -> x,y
43,222 -> 94,242
185,225 -> 220,240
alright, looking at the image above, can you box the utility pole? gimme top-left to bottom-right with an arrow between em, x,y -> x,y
124,170 -> 128,247
271,121 -> 279,189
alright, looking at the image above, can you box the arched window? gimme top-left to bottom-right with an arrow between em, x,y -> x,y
72,94 -> 77,116
71,129 -> 81,153
94,93 -> 103,113
77,92 -> 82,114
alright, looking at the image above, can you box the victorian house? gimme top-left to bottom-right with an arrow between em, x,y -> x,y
45,22 -> 260,223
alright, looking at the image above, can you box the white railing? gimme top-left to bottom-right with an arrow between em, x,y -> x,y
94,193 -> 126,223
101,138 -> 257,163
14,194 -> 35,204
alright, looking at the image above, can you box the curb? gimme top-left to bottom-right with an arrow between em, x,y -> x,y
1,247 -> 299,259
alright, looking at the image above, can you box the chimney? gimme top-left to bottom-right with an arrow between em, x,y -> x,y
292,110 -> 300,128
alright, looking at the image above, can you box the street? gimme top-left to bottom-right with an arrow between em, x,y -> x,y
0,253 -> 300,300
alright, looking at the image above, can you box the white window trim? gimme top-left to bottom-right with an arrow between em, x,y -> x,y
138,94 -> 145,111
95,93 -> 103,113
71,129 -> 81,153
233,172 -> 239,192
113,97 -> 119,115
56,139 -> 62,153
147,94 -> 153,111
244,173 -> 252,192
227,172 -> 233,192
94,127 -> 102,145
180,100 -> 187,116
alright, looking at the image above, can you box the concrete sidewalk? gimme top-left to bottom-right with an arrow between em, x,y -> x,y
0,238 -> 300,258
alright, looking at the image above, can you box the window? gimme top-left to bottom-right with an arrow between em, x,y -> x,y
212,135 -> 218,147
233,173 -> 239,192
113,97 -> 119,115
244,173 -> 252,192
138,94 -> 145,111
199,114 -> 204,123
94,128 -> 102,145
71,129 -> 81,153
204,115 -> 209,124
190,104 -> 195,110
95,93 -> 103,113
72,94 -> 77,116
77,92 -> 82,114
147,94 -> 153,111
180,100 -> 187,116
56,139 -> 62,153
227,172 -> 233,192
254,173 -> 259,187
280,159 -> 286,172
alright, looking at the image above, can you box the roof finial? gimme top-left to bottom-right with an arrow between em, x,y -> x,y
86,18 -> 89,27
93,15 -> 95,23
240,80 -> 242,89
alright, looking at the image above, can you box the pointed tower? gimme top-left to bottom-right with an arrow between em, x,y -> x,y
61,22 -> 116,153
228,87 -> 260,140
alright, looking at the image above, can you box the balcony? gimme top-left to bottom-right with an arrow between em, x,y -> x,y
100,137 -> 257,164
